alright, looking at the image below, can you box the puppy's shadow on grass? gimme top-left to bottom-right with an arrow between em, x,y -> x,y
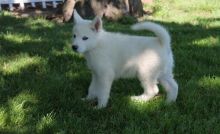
0,13 -> 220,133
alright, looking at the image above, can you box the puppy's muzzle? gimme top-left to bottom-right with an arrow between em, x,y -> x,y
72,45 -> 78,51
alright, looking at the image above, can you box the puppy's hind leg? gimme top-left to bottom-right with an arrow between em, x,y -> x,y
132,74 -> 159,102
159,74 -> 178,103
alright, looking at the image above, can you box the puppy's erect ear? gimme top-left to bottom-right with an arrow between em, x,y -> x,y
73,9 -> 83,24
91,16 -> 102,32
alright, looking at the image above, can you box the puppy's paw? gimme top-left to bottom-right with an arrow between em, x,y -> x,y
166,91 -> 177,103
165,97 -> 176,103
81,97 -> 88,101
95,104 -> 106,109
81,94 -> 96,101
131,94 -> 154,102
96,99 -> 108,109
93,105 -> 103,110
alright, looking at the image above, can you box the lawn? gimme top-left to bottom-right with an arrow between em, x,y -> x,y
0,0 -> 220,133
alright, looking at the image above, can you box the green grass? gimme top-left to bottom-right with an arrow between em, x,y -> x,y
0,0 -> 220,133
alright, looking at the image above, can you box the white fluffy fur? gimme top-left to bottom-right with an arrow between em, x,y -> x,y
72,10 -> 178,108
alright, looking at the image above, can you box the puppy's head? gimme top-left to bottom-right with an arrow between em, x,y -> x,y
72,10 -> 103,53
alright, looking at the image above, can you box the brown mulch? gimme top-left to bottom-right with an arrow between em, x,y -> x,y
1,2 -> 65,23
1,2 -> 153,23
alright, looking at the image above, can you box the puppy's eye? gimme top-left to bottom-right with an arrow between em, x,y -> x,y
73,34 -> 76,38
82,36 -> 88,40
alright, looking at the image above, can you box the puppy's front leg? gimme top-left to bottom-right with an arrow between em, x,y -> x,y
83,74 -> 98,101
95,74 -> 114,108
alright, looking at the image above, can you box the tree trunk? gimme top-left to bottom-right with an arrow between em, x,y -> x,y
62,0 -> 143,22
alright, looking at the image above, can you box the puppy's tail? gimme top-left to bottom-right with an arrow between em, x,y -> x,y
131,22 -> 171,47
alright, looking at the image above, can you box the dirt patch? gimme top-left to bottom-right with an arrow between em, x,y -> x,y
1,2 -> 64,23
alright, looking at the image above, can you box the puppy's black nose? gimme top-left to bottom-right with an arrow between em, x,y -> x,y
72,45 -> 78,51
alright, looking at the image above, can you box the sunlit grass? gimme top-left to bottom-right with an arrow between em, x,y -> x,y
0,91 -> 38,133
24,18 -> 56,30
192,36 -> 219,47
36,112 -> 57,133
2,33 -> 34,44
144,0 -> 220,24
198,76 -> 220,90
1,55 -> 43,75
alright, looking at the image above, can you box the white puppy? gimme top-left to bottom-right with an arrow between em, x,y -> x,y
72,10 -> 178,108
